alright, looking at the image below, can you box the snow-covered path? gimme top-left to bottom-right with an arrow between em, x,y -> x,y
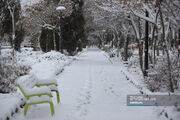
13,48 -> 161,120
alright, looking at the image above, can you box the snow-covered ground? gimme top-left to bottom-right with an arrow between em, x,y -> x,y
0,48 -> 76,120
0,93 -> 25,120
10,48 -> 179,120
17,49 -> 73,79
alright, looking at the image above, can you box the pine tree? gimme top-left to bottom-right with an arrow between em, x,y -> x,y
39,26 -> 54,52
0,0 -> 23,51
61,0 -> 86,55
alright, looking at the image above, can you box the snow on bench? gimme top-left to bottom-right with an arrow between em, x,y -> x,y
17,75 -> 52,98
36,78 -> 60,103
27,95 -> 52,104
36,78 -> 58,86
17,74 -> 55,116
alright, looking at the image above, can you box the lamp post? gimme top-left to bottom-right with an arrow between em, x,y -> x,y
178,29 -> 180,58
56,6 -> 66,53
144,0 -> 149,76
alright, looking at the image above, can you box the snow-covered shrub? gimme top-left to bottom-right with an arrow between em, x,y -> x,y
120,48 -> 133,60
0,51 -> 30,93
41,51 -> 67,61
127,56 -> 140,68
146,54 -> 180,92
107,48 -> 116,58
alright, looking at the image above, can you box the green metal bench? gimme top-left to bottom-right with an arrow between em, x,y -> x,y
36,79 -> 60,103
17,75 -> 55,116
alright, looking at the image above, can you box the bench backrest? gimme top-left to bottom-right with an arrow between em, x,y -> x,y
17,74 -> 38,97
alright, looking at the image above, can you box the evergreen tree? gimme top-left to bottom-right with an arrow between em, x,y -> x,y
39,25 -> 56,52
61,0 -> 87,55
0,0 -> 23,51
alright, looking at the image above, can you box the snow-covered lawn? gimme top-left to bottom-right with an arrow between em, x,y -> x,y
0,93 -> 25,120
0,48 -> 76,120
7,48 -> 179,120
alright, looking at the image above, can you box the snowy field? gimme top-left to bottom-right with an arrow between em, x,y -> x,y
7,48 -> 179,120
0,48 -> 76,120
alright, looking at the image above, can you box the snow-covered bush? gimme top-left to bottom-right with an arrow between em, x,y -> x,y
107,48 -> 116,58
0,51 -> 30,93
127,56 -> 140,68
120,48 -> 133,60
146,54 -> 180,92
41,51 -> 67,61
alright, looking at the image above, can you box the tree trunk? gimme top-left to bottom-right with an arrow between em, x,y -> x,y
153,29 -> 157,64
53,31 -> 56,51
152,25 -> 157,64
124,35 -> 129,61
159,6 -> 174,92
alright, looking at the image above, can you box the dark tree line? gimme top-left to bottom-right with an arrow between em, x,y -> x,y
0,0 -> 87,55
38,0 -> 87,55
0,0 -> 23,51
39,25 -> 60,52
60,0 -> 87,55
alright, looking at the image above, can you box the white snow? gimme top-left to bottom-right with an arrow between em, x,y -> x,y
11,48 -> 179,120
16,49 -> 72,80
17,75 -> 52,96
129,7 -> 156,25
130,14 -> 140,40
27,95 -> 52,103
24,86 -> 51,96
20,0 -> 42,8
30,61 -> 64,79
16,49 -> 75,97
36,78 -> 58,85
56,6 -> 66,11
17,74 -> 37,88
0,93 -> 24,120
48,85 -> 58,91
0,49 -> 75,120
42,24 -> 56,30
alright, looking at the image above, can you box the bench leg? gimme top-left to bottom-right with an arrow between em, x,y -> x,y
24,101 -> 55,116
49,102 -> 55,116
24,104 -> 29,116
56,91 -> 60,103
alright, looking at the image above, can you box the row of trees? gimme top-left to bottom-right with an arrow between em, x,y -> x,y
83,0 -> 180,92
0,0 -> 23,51
0,0 -> 87,55
23,0 -> 87,55
0,0 -> 87,93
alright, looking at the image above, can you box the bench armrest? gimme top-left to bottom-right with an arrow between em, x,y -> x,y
18,85 -> 52,99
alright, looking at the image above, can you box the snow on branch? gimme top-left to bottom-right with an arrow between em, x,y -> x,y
169,17 -> 180,28
165,21 -> 170,40
130,14 -> 140,40
42,24 -> 55,30
129,6 -> 156,25
142,3 -> 155,19
56,6 -> 66,11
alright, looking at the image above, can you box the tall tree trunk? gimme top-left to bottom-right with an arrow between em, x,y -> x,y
53,31 -> 56,51
159,6 -> 174,92
124,35 -> 129,61
157,29 -> 160,56
8,5 -> 16,60
153,28 -> 157,64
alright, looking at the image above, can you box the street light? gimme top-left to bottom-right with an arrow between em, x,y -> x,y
56,6 -> 66,53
